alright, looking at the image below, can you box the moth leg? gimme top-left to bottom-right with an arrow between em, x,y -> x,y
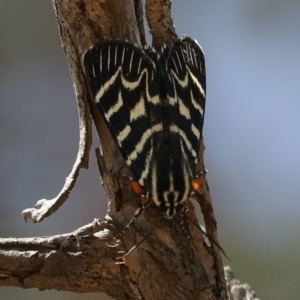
110,172 -> 132,182
107,157 -> 134,181
195,169 -> 208,177
116,204 -> 150,263
178,204 -> 191,239
116,182 -> 154,262
116,211 -> 160,263
117,181 -> 147,240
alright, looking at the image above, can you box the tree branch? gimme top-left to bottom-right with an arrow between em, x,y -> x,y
0,220 -> 123,295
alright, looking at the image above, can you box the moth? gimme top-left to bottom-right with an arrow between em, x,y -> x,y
84,36 -> 206,219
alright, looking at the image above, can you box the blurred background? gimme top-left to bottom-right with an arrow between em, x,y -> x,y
1,1 -> 300,299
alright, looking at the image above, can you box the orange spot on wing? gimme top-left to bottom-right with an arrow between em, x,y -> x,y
130,181 -> 149,205
131,181 -> 144,195
192,178 -> 202,192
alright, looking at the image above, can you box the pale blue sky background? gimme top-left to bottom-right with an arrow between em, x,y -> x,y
1,1 -> 300,299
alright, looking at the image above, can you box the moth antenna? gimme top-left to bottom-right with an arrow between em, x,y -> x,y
118,205 -> 145,237
185,215 -> 231,260
116,218 -> 161,260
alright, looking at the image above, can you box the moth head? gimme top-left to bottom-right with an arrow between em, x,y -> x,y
162,190 -> 180,219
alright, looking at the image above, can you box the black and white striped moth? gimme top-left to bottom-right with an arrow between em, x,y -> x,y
84,36 -> 206,219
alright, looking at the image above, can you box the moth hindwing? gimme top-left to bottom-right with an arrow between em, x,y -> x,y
84,37 -> 206,218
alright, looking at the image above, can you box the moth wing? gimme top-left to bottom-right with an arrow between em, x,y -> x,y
84,40 -> 162,182
164,37 -> 206,175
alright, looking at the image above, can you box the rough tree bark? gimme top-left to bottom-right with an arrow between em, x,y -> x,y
0,1 -> 259,300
